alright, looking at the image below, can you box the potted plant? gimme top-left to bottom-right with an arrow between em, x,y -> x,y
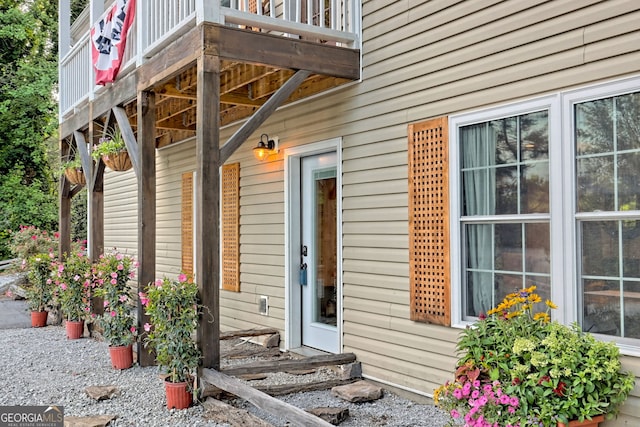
61,157 -> 86,186
142,273 -> 202,409
435,286 -> 635,427
52,251 -> 92,339
92,125 -> 132,172
23,253 -> 55,327
92,250 -> 138,369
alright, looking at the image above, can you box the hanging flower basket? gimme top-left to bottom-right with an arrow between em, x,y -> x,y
102,151 -> 132,172
64,167 -> 86,186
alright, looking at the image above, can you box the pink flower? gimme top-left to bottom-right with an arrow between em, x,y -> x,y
178,273 -> 187,283
143,323 -> 152,332
508,406 -> 516,414
119,295 -> 128,302
103,300 -> 110,307
130,326 -> 137,333
116,253 -> 124,261
31,235 -> 37,240
46,279 -> 52,284
472,380 -> 481,388
450,409 -> 460,419
54,232 -> 60,238
471,390 -> 480,399
110,279 -> 117,285
58,265 -> 64,273
74,275 -> 80,281
509,397 -> 519,407
453,388 -> 463,399
60,283 -> 67,290
111,272 -> 118,279
133,261 -> 140,268
117,264 -> 124,271
110,311 -> 116,317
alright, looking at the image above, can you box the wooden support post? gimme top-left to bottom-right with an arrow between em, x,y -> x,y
137,90 -> 156,367
59,138 -> 72,257
196,54 -> 220,371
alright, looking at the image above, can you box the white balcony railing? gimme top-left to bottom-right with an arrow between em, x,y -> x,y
59,0 -> 360,120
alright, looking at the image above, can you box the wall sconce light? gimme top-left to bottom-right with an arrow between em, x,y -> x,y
253,134 -> 278,162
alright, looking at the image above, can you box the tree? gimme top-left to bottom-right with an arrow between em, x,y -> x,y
0,0 -> 59,257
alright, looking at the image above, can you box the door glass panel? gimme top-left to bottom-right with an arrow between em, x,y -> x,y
312,168 -> 337,326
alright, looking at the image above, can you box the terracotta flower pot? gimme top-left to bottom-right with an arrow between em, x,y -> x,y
164,380 -> 193,410
31,311 -> 48,328
65,320 -> 84,339
109,345 -> 133,370
558,415 -> 604,427
102,151 -> 132,172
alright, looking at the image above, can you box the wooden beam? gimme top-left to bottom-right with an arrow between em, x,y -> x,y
137,90 -> 156,367
113,106 -> 140,176
206,24 -> 360,80
220,69 -> 311,164
220,328 -> 279,340
221,353 -> 357,377
155,83 -> 197,100
74,131 -> 93,188
196,53 -> 221,371
75,129 -> 104,262
202,369 -> 333,427
255,378 -> 357,397
220,92 -> 264,107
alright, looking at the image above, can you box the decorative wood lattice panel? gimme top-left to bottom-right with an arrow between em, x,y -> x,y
408,117 -> 451,325
222,163 -> 240,292
181,172 -> 194,275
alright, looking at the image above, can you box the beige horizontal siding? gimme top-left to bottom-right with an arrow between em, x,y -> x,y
103,168 -> 138,255
97,1 -> 640,420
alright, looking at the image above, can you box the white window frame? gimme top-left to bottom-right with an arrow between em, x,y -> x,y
563,75 -> 640,356
450,75 -> 640,356
450,95 -> 561,328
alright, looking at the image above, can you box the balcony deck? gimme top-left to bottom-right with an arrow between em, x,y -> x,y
59,0 -> 361,145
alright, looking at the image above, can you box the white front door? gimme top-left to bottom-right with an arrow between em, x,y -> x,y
300,152 -> 339,353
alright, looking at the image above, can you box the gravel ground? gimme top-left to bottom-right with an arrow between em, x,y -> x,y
0,324 -> 450,427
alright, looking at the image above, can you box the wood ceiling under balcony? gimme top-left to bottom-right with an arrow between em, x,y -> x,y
83,23 -> 360,149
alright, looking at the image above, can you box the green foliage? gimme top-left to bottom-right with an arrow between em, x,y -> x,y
0,1 -> 59,251
92,250 -> 138,347
92,126 -> 126,160
24,252 -> 55,311
71,188 -> 87,243
435,288 -> 635,426
51,251 -> 92,321
143,274 -> 202,384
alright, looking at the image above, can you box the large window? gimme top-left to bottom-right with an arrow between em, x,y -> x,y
460,111 -> 550,317
450,77 -> 640,351
575,91 -> 640,341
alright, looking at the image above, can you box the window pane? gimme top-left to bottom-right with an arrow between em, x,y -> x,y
465,224 -> 493,270
521,162 -> 549,213
525,223 -> 550,274
495,273 -> 523,304
465,271 -> 493,317
496,166 -> 518,214
581,221 -> 618,277
526,275 -> 551,312
462,169 -> 494,216
622,221 -> 640,276
616,92 -> 640,151
461,123 -> 494,168
624,281 -> 640,339
618,151 -> 640,210
495,223 -> 521,271
491,117 -> 518,165
582,279 -> 620,336
520,111 -> 549,162
577,156 -> 614,212
575,98 -> 613,155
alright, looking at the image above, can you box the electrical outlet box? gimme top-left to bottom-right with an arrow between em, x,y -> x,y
259,296 -> 268,315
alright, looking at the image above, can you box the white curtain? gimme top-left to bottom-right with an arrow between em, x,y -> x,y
461,124 -> 496,316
